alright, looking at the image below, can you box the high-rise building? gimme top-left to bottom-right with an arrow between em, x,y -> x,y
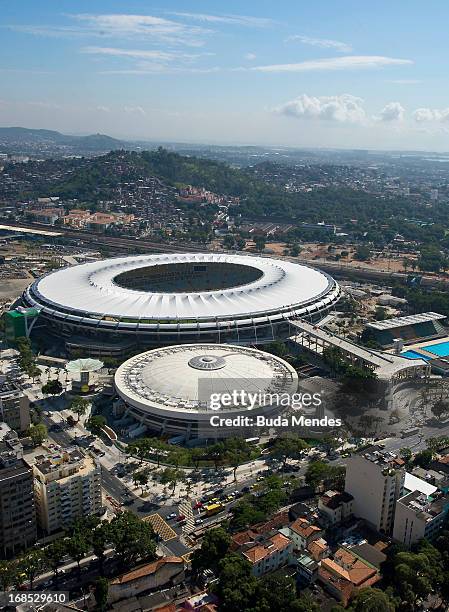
0,380 -> 31,433
32,447 -> 102,534
344,445 -> 405,533
0,424 -> 36,556
393,490 -> 449,548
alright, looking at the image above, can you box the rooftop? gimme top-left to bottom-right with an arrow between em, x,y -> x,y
110,557 -> 183,585
366,312 -> 446,331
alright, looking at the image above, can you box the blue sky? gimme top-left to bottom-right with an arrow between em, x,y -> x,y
1,1 -> 449,150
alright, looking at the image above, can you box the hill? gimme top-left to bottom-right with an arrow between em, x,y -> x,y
0,127 -> 127,156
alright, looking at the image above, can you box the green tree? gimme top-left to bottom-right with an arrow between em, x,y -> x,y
108,511 -> 156,567
94,576 -> 109,611
70,396 -> 90,423
28,423 -> 47,446
305,461 -> 345,491
0,559 -> 19,591
86,415 -> 107,435
214,553 -> 259,612
67,532 -> 89,576
133,468 -> 151,494
413,449 -> 433,468
18,550 -> 45,590
191,527 -> 231,575
41,379 -> 63,395
269,436 -> 308,469
431,399 -> 449,420
44,539 -> 67,580
160,467 -> 184,493
347,587 -> 396,612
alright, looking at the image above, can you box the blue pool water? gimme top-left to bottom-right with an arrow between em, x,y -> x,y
401,350 -> 431,361
423,341 -> 449,357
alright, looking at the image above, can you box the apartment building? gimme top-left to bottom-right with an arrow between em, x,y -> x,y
33,447 -> 102,533
242,533 -> 293,577
393,490 -> 449,549
0,424 -> 36,555
318,490 -> 354,525
0,380 -> 31,433
344,445 -> 405,533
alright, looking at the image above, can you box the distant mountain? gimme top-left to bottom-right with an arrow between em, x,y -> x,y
0,127 -> 129,156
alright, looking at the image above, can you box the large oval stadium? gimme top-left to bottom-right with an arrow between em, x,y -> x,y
22,253 -> 341,351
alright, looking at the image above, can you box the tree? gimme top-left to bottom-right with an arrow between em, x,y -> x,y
354,245 -> 370,261
413,449 -> 433,468
133,468 -> 151,494
214,553 -> 259,612
268,436 -> 308,469
347,587 -> 396,612
18,550 -> 45,590
160,467 -> 184,493
44,539 -> 67,580
400,447 -> 412,464
431,399 -> 449,420
94,576 -> 109,611
28,423 -> 47,446
91,523 -> 110,570
191,527 -> 231,575
70,396 -> 90,423
67,532 -> 89,576
86,415 -> 107,435
305,461 -> 345,491
254,236 -> 266,252
41,379 -> 63,396
0,559 -> 18,591
109,512 -> 156,567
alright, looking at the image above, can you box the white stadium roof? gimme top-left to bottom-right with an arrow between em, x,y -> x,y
26,253 -> 337,321
114,343 -> 298,416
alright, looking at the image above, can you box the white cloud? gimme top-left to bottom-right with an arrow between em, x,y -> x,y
96,105 -> 110,112
83,46 -> 175,61
251,55 -> 413,73
275,94 -> 366,123
388,79 -> 421,84
8,13 -> 212,47
124,105 -> 146,115
245,53 -> 257,61
413,107 -> 449,122
378,102 -> 405,122
285,35 -> 352,53
168,12 -> 274,27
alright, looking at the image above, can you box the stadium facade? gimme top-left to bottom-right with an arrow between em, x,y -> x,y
22,253 -> 341,353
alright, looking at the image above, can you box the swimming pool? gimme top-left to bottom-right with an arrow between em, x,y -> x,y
401,350 -> 431,361
422,340 -> 449,357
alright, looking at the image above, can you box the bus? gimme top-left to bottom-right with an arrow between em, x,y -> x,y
204,503 -> 224,517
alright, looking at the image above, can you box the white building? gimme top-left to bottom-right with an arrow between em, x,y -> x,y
344,446 -> 405,533
32,447 -> 102,533
242,532 -> 293,577
393,491 -> 449,548
318,490 -> 354,525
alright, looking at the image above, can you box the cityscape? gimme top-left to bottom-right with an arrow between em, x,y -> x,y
2,2 -> 449,612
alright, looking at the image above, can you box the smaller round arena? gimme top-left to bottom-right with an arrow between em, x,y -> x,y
114,343 -> 299,438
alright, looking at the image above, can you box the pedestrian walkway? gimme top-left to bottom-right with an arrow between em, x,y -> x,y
178,498 -> 195,534
143,513 -> 177,541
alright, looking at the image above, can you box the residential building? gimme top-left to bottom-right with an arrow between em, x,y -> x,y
318,548 -> 381,606
108,557 -> 185,605
318,490 -> 354,525
32,447 -> 102,533
307,537 -> 330,562
294,553 -> 319,586
344,445 -> 405,533
0,380 -> 31,433
288,517 -> 323,550
241,533 -> 293,577
0,425 -> 36,555
393,490 -> 449,549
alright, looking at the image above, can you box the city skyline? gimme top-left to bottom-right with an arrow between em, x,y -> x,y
2,0 -> 449,150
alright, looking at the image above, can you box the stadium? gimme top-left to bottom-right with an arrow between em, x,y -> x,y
21,253 -> 341,353
113,343 -> 299,437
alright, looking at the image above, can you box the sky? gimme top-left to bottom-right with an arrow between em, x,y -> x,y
1,1 -> 449,151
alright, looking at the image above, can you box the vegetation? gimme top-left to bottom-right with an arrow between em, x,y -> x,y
86,415 -> 107,435
28,423 -> 47,446
41,378 -> 63,396
69,396 -> 90,422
